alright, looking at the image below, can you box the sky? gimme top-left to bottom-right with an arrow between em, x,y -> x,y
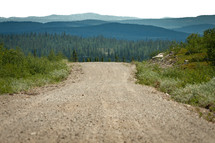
1,0 -> 215,18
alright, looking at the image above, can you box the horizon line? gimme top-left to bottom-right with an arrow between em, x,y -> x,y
0,12 -> 215,19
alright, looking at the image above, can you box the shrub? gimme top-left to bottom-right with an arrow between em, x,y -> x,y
136,62 -> 161,86
173,78 -> 215,112
136,61 -> 215,105
159,78 -> 181,93
0,45 -> 69,94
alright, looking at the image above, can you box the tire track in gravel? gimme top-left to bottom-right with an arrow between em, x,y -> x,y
0,62 -> 215,143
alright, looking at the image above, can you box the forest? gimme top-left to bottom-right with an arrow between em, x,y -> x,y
0,33 -> 173,62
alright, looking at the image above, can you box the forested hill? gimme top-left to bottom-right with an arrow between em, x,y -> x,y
120,15 -> 215,29
0,21 -> 188,41
172,24 -> 215,34
0,33 -> 173,62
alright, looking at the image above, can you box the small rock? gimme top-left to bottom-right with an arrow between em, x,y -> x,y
31,132 -> 37,135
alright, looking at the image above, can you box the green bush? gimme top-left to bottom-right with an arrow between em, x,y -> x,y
136,62 -> 161,86
159,78 -> 181,93
136,60 -> 215,115
173,78 -> 215,112
0,45 -> 69,94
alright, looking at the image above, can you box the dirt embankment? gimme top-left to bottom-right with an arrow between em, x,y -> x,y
0,63 -> 215,143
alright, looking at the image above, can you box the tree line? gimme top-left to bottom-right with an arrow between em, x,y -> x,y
0,33 -> 173,62
169,28 -> 215,66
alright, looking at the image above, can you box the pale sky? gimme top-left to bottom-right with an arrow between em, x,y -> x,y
1,0 -> 215,18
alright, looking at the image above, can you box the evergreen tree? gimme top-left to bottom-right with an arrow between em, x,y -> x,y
115,55 -> 119,62
186,34 -> 202,54
122,57 -> 125,62
33,48 -> 37,57
0,33 -> 173,62
101,57 -> 104,62
48,49 -> 56,61
71,50 -> 78,62
204,28 -> 215,66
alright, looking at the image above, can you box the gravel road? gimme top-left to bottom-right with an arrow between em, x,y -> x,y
0,62 -> 215,143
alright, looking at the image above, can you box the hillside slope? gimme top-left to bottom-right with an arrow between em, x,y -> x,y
121,15 -> 215,29
0,21 -> 189,40
173,24 -> 215,34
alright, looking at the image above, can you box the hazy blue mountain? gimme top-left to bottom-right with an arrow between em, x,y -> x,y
43,20 -> 108,27
0,21 -> 189,41
1,13 -> 215,31
172,24 -> 215,34
120,15 -> 215,29
0,21 -> 42,33
0,13 -> 138,23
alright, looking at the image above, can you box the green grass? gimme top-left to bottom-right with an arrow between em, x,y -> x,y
0,44 -> 70,94
136,61 -> 215,115
0,62 -> 70,94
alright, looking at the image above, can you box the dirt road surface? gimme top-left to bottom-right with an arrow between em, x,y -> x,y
0,63 -> 215,143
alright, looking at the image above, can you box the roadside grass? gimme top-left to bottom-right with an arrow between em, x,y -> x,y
0,44 -> 70,94
136,61 -> 215,122
0,62 -> 70,94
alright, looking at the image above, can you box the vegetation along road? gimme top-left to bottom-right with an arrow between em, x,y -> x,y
0,63 -> 215,143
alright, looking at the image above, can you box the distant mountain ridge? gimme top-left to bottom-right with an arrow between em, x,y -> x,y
0,13 -> 215,40
0,21 -> 189,41
172,24 -> 215,34
120,15 -> 215,29
1,13 -> 215,29
0,13 -> 138,23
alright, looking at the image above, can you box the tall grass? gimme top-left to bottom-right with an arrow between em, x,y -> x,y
0,44 -> 70,94
173,78 -> 215,112
136,29 -> 215,121
136,61 -> 215,113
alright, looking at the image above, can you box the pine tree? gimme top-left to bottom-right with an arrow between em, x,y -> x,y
101,57 -> 104,62
122,57 -> 125,62
33,48 -> 37,57
48,49 -> 56,61
115,55 -> 119,62
204,28 -> 215,66
71,50 -> 78,62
